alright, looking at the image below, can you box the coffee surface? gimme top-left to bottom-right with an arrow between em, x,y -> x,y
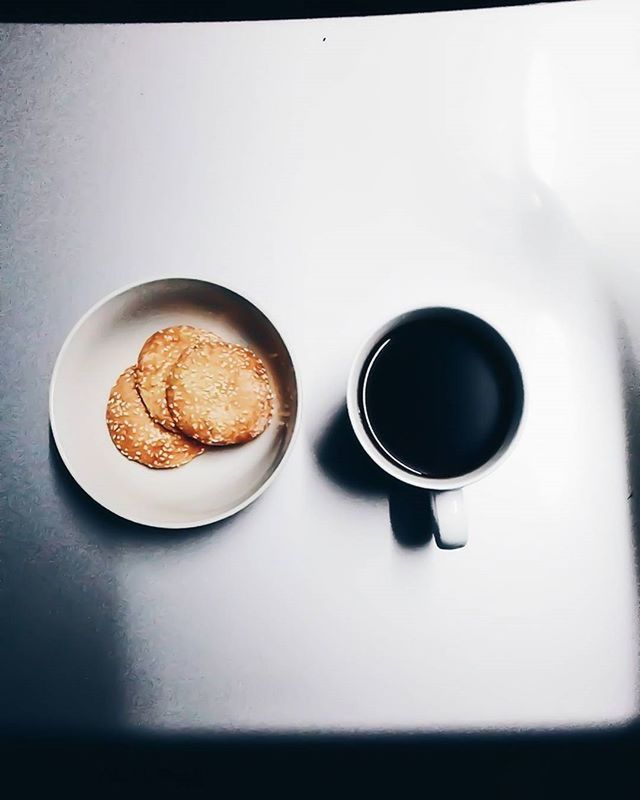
359,310 -> 521,479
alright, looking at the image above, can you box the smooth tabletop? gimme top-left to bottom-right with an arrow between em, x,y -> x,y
2,0 -> 640,734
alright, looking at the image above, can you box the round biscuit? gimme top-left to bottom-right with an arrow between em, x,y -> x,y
107,366 -> 204,468
167,340 -> 273,446
136,325 -> 221,431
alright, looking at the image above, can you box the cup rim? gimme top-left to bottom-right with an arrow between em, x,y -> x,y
346,306 -> 526,491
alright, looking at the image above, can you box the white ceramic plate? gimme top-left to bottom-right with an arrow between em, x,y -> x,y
49,277 -> 300,528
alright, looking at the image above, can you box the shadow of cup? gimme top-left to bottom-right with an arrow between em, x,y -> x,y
314,404 -> 434,549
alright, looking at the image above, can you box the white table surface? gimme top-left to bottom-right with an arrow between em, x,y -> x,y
1,0 -> 640,733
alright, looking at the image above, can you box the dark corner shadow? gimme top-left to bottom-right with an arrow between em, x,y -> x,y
0,2 -> 572,25
314,404 -> 433,548
2,445 -> 125,736
48,428 -> 235,549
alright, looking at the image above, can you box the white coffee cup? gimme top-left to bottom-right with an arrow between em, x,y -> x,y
346,307 -> 525,549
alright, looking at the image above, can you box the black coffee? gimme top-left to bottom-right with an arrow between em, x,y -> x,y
359,309 -> 522,479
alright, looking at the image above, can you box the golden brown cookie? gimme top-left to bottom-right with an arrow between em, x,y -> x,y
135,325 -> 220,431
167,340 -> 273,446
107,366 -> 204,468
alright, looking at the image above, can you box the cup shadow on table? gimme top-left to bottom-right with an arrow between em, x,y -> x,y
314,404 -> 436,548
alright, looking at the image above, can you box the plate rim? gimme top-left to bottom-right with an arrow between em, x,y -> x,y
49,275 -> 302,529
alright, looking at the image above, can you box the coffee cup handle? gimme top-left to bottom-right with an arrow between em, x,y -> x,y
430,490 -> 468,549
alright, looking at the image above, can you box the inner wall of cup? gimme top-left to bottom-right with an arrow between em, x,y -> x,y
355,307 -> 525,484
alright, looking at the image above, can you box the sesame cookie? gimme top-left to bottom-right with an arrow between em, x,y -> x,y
136,325 -> 220,431
167,340 -> 273,446
107,366 -> 204,468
